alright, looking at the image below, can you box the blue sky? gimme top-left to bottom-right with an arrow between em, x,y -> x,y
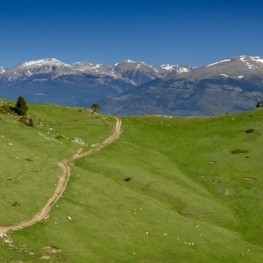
0,0 -> 263,67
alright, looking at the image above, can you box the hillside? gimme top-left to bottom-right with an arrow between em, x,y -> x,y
1,102 -> 263,262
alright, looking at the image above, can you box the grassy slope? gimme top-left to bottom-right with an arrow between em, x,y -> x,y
0,103 -> 114,225
1,102 -> 263,262
0,101 -> 115,262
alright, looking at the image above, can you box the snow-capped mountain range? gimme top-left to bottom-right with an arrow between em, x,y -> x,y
1,55 -> 262,84
1,55 -> 263,115
175,55 -> 263,80
0,58 -> 190,86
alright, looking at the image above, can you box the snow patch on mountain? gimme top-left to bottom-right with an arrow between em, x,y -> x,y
72,62 -> 92,71
240,56 -> 254,69
26,70 -> 33,76
0,66 -> 5,73
93,64 -> 101,69
206,59 -> 231,67
177,67 -> 190,73
161,64 -> 175,70
19,58 -> 70,68
160,64 -> 189,73
126,59 -> 137,63
250,56 -> 263,64
239,56 -> 263,69
221,74 -> 229,77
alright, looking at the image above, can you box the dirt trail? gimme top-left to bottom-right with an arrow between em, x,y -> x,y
0,117 -> 121,236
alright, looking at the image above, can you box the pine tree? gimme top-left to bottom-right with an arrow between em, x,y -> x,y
256,100 -> 263,108
91,102 -> 100,113
15,96 -> 28,116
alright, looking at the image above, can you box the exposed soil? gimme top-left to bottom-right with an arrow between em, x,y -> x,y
0,117 -> 121,236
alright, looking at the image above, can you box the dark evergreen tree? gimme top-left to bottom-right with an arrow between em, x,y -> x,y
256,101 -> 263,108
91,102 -> 101,113
15,96 -> 28,116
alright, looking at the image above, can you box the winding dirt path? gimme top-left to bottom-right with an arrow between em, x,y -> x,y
0,117 -> 121,236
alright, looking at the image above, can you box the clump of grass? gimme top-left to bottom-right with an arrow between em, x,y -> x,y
231,149 -> 249,154
18,116 -> 34,127
246,128 -> 255,133
0,104 -> 14,114
25,158 -> 33,162
124,176 -> 132,182
56,134 -> 65,140
11,201 -> 20,207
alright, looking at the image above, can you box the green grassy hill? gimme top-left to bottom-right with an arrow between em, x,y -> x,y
1,100 -> 263,262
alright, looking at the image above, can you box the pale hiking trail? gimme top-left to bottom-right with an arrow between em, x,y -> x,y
0,117 -> 121,236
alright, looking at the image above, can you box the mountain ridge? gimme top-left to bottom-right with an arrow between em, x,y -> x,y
0,58 -> 190,83
0,55 -> 263,115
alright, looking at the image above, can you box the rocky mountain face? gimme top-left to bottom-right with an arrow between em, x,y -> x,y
0,58 -> 189,108
102,56 -> 263,115
0,56 -> 263,115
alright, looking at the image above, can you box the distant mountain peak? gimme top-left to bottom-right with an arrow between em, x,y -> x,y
116,59 -> 146,65
160,64 -> 176,70
160,64 -> 190,73
202,55 -> 263,73
239,55 -> 263,62
238,55 -> 263,70
72,61 -> 102,70
205,59 -> 231,68
125,59 -> 137,63
18,58 -> 70,68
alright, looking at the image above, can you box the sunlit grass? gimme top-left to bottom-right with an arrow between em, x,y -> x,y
1,100 -> 263,262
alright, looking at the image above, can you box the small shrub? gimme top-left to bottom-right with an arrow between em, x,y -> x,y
246,128 -> 255,133
256,101 -> 263,108
18,116 -> 34,127
231,149 -> 249,154
12,201 -> 20,207
18,116 -> 28,123
27,117 -> 34,127
124,177 -> 132,182
91,102 -> 100,113
0,104 -> 15,114
56,134 -> 65,140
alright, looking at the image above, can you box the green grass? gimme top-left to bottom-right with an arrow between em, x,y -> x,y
1,100 -> 263,262
0,101 -> 115,226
